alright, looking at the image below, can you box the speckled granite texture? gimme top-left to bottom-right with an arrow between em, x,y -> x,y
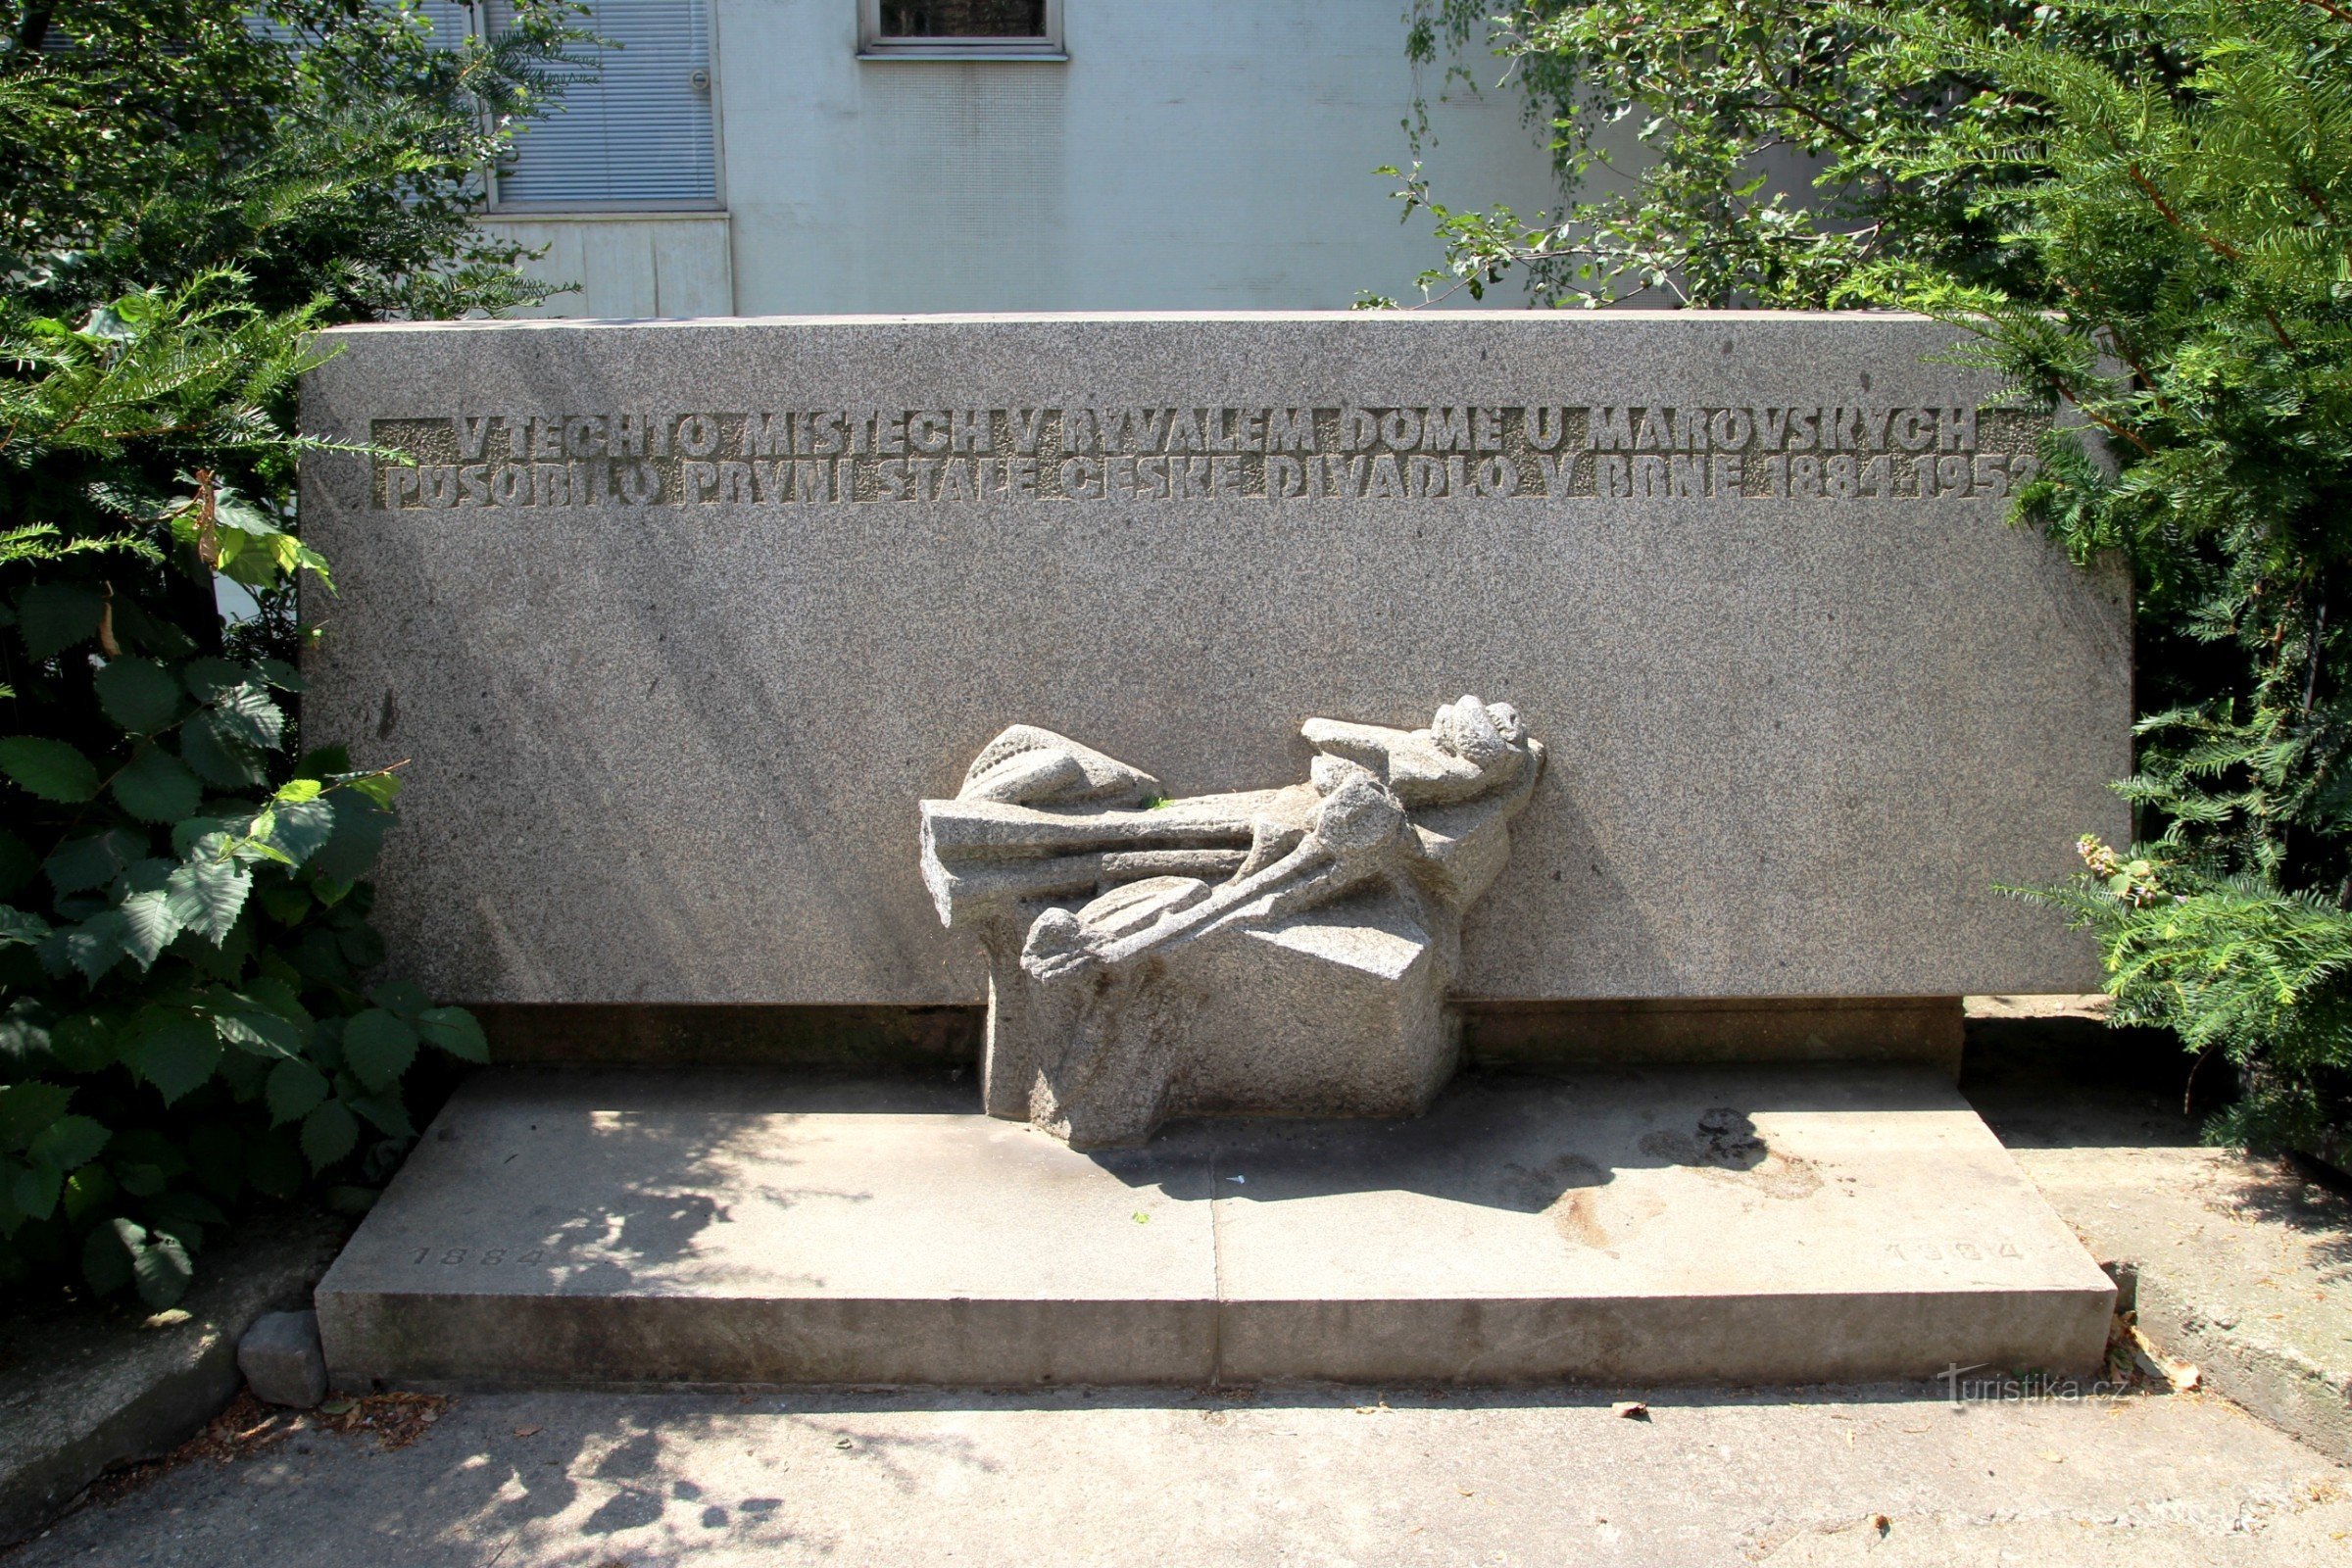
297,312 -> 2130,1005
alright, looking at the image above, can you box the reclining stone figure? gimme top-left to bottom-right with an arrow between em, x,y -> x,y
919,699 -> 1544,1148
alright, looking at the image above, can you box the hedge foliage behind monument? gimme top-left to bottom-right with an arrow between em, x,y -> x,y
0,2 -> 580,1307
1399,0 -> 2352,1152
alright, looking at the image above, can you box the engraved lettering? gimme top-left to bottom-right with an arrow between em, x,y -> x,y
1011,408 -> 1049,454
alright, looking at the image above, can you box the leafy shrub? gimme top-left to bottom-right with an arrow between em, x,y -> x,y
0,3 -> 580,1307
1397,0 -> 2352,1150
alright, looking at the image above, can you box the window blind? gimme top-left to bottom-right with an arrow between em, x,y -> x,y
487,0 -> 716,209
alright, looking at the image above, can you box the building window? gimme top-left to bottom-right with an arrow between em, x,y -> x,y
859,0 -> 1065,60
484,0 -> 719,210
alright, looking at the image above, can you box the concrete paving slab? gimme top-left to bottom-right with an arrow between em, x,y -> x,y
0,1211 -> 344,1545
318,1071 -> 1220,1388
1193,1071 -> 2114,1383
1963,995 -> 2352,1461
9,1383 -> 2348,1568
321,1066 -> 2113,1390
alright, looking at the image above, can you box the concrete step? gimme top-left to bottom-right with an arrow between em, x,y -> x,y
318,1066 -> 2116,1390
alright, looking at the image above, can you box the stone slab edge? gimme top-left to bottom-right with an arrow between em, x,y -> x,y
319,1287 -> 2113,1394
0,1214 -> 344,1545
2129,1261 -> 2352,1463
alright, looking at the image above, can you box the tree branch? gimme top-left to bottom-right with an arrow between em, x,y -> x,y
2128,163 -> 2244,264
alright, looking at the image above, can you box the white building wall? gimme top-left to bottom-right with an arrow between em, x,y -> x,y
494,2 -> 1560,316
480,214 -> 735,318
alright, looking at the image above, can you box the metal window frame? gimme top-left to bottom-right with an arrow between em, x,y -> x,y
858,0 -> 1066,62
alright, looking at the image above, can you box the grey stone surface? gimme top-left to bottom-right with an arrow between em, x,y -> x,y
921,699 -> 1540,1145
1962,1005 -> 2352,1463
298,312 -> 2131,1009
237,1311 -> 327,1410
15,1385 -> 2350,1568
317,1065 -> 2113,1390
0,1213 -> 343,1545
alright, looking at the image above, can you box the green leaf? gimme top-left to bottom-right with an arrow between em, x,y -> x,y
113,744 -> 202,823
166,857 -> 252,945
29,1114 -> 109,1171
368,979 -> 429,1018
62,1163 -> 115,1220
300,1099 -> 360,1170
257,658 -> 306,693
256,885 -> 312,925
336,921 -> 385,967
237,975 -> 310,1026
311,794 -> 392,881
16,581 -> 104,662
171,818 -> 235,859
60,910 -> 129,983
45,831 -> 138,896
347,1091 -> 415,1140
342,1008 -> 418,1091
273,778 -> 322,804
116,889 -> 182,969
94,658 -> 183,733
266,1057 -> 329,1124
0,736 -> 100,803
180,657 -> 248,703
124,1013 -> 223,1104
126,1220 -> 193,1309
48,1013 -> 115,1071
0,999 -> 51,1067
215,1007 -> 303,1058
266,798 -> 335,863
11,1159 -> 61,1221
416,1005 -> 490,1063
206,682 -> 284,749
344,771 -> 402,808
0,1081 -> 73,1151
179,712 -> 270,789
0,905 -> 51,948
107,596 -> 194,661
147,1190 -> 225,1231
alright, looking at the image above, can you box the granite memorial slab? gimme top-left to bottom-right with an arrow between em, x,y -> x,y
298,313 -> 2132,1010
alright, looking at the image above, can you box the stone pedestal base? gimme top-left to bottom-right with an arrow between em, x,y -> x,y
318,1064 -> 2114,1390
983,891 -> 1458,1148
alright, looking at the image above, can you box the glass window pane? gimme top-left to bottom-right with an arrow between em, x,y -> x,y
490,0 -> 716,208
877,2 -> 1048,38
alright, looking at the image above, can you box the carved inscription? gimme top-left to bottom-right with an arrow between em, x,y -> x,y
368,403 -> 2045,511
409,1246 -> 547,1265
1887,1239 -> 2029,1264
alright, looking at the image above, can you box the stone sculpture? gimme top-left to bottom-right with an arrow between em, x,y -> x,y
919,699 -> 1544,1147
